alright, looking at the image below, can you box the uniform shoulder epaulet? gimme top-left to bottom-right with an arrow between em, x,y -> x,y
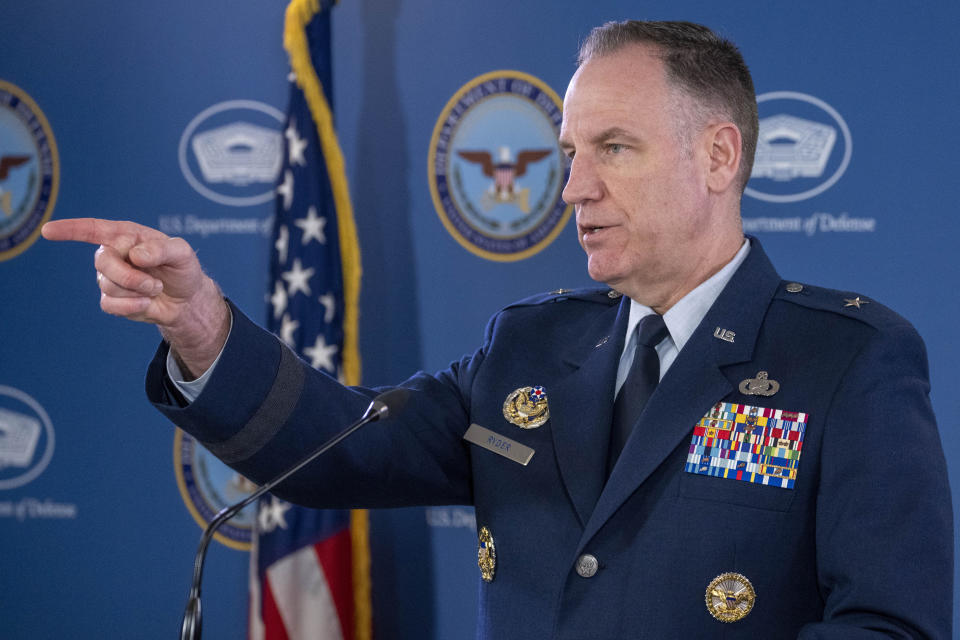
502,286 -> 622,310
774,280 -> 909,330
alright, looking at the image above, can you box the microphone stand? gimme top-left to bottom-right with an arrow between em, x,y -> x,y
179,394 -> 396,640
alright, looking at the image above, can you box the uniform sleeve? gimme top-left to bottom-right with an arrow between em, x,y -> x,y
146,300 -> 487,509
799,323 -> 953,639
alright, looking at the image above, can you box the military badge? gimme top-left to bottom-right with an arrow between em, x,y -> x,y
843,296 -> 869,309
705,572 -> 755,622
684,402 -> 808,489
502,386 -> 550,429
738,371 -> 780,396
478,526 -> 496,582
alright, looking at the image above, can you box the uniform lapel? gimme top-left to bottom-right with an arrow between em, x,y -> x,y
580,241 -> 783,546
548,297 -> 629,528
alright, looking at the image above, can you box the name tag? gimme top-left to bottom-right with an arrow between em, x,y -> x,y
463,423 -> 535,466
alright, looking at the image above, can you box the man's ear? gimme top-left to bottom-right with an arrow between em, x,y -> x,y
705,122 -> 742,193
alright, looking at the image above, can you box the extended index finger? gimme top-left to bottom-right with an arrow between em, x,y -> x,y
41,218 -> 165,248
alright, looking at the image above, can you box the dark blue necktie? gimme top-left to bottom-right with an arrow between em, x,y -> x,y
608,313 -> 669,474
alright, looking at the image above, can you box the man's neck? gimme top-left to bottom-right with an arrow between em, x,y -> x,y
628,231 -> 745,314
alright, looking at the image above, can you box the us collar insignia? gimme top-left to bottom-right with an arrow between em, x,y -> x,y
705,572 -> 755,622
713,327 -> 736,343
503,386 -> 550,429
738,371 -> 780,397
478,526 -> 496,582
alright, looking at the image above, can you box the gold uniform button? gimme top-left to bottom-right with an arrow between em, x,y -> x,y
478,526 -> 496,582
575,554 -> 599,578
785,282 -> 803,293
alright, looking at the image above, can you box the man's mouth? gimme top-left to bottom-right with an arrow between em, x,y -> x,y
581,225 -> 609,236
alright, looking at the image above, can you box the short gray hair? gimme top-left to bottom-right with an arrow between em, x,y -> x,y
578,20 -> 758,192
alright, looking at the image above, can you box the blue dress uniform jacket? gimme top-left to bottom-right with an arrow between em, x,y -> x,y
147,241 -> 953,639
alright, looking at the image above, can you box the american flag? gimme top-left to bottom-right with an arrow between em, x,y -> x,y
249,1 -> 370,638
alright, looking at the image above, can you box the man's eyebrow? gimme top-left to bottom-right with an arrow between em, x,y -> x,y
558,127 -> 641,151
591,127 -> 640,144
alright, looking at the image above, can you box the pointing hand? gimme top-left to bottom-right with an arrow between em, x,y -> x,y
42,218 -> 230,378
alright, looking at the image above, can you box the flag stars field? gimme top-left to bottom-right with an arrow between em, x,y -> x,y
270,281 -> 288,319
295,206 -> 327,244
279,313 -> 300,347
285,118 -> 308,166
275,225 -> 289,263
304,334 -> 338,372
319,292 -> 335,323
282,258 -> 315,296
258,496 -> 292,534
277,169 -> 294,210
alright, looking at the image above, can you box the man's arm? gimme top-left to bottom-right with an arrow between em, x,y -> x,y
802,323 -> 953,638
41,218 -> 230,379
44,217 -> 477,508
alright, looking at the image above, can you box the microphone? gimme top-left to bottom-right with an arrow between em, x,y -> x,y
179,388 -> 409,640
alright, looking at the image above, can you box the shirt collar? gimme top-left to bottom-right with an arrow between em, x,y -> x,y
625,238 -> 751,352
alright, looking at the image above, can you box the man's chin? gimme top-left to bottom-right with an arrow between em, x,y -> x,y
586,260 -> 624,290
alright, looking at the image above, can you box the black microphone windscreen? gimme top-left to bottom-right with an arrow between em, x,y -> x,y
372,388 -> 410,420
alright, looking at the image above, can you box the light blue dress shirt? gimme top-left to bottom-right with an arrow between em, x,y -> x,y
615,238 -> 751,395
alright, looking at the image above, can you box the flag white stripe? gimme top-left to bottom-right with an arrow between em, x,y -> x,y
248,531 -> 265,640
267,544 -> 345,640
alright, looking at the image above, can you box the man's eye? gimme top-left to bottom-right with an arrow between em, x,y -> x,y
606,143 -> 625,154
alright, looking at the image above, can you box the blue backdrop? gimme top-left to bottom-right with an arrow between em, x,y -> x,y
2,1 -> 957,638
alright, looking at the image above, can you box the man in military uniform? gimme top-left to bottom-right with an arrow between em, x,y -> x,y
43,20 -> 952,638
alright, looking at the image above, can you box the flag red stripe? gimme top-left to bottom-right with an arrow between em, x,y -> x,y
313,528 -> 355,640
262,574 -> 291,640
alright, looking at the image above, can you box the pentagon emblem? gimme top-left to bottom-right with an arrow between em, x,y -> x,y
478,526 -> 496,582
705,572 -> 756,622
502,386 -> 549,429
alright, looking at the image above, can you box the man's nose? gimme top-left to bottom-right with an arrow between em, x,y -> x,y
561,154 -> 603,205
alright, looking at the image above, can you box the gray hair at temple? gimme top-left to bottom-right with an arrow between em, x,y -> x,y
578,20 -> 759,193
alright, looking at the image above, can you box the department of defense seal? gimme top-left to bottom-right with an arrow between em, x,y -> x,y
174,430 -> 257,550
705,572 -> 756,622
503,385 -> 550,429
478,525 -> 496,582
428,70 -> 572,261
0,80 -> 59,262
